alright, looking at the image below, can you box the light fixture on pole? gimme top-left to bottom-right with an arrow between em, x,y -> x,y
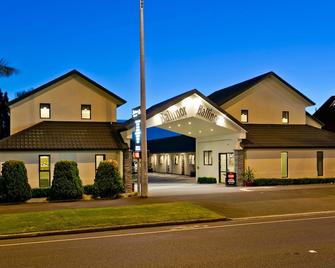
139,0 -> 148,197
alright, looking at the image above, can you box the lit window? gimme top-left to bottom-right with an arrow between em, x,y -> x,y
241,110 -> 248,123
317,151 -> 323,176
95,154 -> 106,170
282,111 -> 289,124
203,151 -> 213,165
281,152 -> 288,178
159,155 -> 164,165
174,155 -> 179,165
189,154 -> 195,165
39,155 -> 50,188
40,104 -> 51,119
81,105 -> 91,119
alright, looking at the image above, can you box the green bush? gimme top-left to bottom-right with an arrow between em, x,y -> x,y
83,184 -> 94,195
253,178 -> 335,186
197,177 -> 217,184
31,187 -> 51,198
0,160 -> 32,202
49,161 -> 83,201
93,160 -> 124,198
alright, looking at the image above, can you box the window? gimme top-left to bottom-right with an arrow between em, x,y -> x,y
282,111 -> 289,124
40,103 -> 51,119
281,152 -> 288,178
174,155 -> 179,165
95,154 -> 106,170
317,151 -> 323,176
203,151 -> 213,165
81,105 -> 91,120
241,110 -> 248,123
159,155 -> 164,165
39,155 -> 51,188
189,154 -> 195,165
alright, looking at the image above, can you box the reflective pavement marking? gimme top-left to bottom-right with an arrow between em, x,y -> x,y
0,215 -> 334,248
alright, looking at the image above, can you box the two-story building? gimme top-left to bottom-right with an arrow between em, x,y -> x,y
131,72 -> 335,183
0,70 -> 131,188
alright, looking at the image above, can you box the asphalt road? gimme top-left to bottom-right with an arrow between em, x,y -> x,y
1,213 -> 334,268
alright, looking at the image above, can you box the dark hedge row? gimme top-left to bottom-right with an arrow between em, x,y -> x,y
253,178 -> 335,186
197,177 -> 217,184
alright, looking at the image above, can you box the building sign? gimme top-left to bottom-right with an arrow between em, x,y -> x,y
160,107 -> 187,123
132,107 -> 141,152
226,172 -> 237,186
197,105 -> 218,122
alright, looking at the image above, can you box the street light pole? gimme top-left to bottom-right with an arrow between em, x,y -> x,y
140,0 -> 148,197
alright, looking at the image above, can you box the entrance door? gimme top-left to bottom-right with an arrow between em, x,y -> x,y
219,153 -> 235,183
181,155 -> 185,175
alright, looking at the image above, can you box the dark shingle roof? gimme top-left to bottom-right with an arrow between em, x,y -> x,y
314,96 -> 335,132
0,121 -> 128,151
9,70 -> 126,107
208,72 -> 315,107
242,124 -> 335,148
148,135 -> 195,153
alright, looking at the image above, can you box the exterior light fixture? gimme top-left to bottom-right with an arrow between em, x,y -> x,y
178,124 -> 181,127
210,128 -> 214,132
188,122 -> 192,125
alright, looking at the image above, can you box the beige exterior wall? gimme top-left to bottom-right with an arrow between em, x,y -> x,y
0,150 -> 123,188
221,77 -> 311,125
150,152 -> 195,176
10,75 -> 119,134
245,149 -> 335,179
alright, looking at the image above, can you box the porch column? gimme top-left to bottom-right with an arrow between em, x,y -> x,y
123,150 -> 133,193
234,149 -> 245,186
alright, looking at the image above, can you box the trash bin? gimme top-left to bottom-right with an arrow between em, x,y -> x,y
226,172 -> 237,186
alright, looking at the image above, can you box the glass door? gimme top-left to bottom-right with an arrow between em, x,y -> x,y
219,153 -> 235,183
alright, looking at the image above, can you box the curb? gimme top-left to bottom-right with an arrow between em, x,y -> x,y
0,217 -> 226,241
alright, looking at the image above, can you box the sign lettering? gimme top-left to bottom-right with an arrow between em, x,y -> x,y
197,105 -> 218,122
160,107 -> 187,124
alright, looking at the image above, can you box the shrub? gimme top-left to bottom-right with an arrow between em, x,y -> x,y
197,177 -> 217,184
49,161 -> 83,200
0,160 -> 32,202
83,184 -> 94,195
253,178 -> 335,186
93,160 -> 124,198
31,187 -> 51,198
243,167 -> 255,186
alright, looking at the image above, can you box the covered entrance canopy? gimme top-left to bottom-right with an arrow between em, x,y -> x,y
125,89 -> 247,185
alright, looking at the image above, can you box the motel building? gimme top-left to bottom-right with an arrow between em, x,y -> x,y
1,70 -> 335,189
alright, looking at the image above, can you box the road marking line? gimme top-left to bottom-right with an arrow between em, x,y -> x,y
233,210 -> 335,220
0,215 -> 334,248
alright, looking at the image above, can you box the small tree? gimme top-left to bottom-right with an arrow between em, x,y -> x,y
93,160 -> 124,198
0,161 -> 31,202
49,161 -> 83,200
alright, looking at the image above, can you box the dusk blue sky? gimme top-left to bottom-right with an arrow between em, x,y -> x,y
1,0 -> 335,125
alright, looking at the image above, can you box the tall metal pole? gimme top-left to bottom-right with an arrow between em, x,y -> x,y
140,0 -> 148,197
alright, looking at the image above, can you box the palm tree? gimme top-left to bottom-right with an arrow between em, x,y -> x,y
0,58 -> 17,77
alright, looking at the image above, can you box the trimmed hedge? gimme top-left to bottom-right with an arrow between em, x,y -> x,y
93,160 -> 124,198
49,161 -> 83,200
0,161 -> 32,202
83,184 -> 94,195
197,177 -> 217,184
253,178 -> 335,186
31,188 -> 51,198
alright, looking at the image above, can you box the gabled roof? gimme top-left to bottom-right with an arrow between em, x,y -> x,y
148,135 -> 195,154
313,96 -> 335,132
208,72 -> 315,107
125,89 -> 245,130
306,111 -> 325,127
9,70 -> 126,107
242,124 -> 335,148
0,121 -> 128,151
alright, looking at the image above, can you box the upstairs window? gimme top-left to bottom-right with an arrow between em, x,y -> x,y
282,111 -> 289,124
40,103 -> 51,119
241,110 -> 248,123
81,105 -> 91,120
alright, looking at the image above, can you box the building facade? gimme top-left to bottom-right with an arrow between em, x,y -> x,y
0,70 -> 131,189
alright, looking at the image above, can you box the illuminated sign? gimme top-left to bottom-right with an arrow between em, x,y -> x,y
197,105 -> 218,122
132,107 -> 141,152
160,107 -> 187,123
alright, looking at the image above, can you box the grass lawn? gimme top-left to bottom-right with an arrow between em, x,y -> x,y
0,202 -> 223,235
